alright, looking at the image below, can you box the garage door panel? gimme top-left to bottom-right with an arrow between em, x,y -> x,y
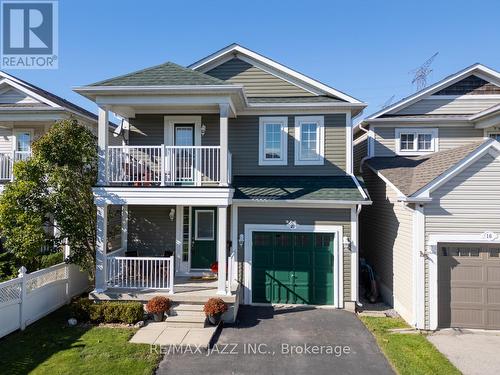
439,243 -> 500,329
252,231 -> 334,305
487,288 -> 500,304
452,308 -> 485,328
487,266 -> 500,282
450,287 -> 483,304
450,265 -> 483,282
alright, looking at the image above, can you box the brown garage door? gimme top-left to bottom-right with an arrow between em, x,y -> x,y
439,243 -> 500,329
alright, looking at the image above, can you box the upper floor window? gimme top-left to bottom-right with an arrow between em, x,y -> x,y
395,128 -> 438,155
294,116 -> 324,165
259,117 -> 288,165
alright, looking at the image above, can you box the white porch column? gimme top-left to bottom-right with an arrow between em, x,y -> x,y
219,103 -> 229,186
121,205 -> 128,251
97,106 -> 109,186
95,203 -> 108,292
217,205 -> 228,295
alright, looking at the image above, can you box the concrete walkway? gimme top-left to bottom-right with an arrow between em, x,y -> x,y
157,306 -> 393,375
130,322 -> 217,348
428,329 -> 500,375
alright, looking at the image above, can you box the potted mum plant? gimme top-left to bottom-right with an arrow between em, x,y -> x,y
146,296 -> 171,322
203,298 -> 228,325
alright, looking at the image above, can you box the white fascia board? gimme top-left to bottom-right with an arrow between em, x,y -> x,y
351,175 -> 368,200
231,199 -> 371,208
365,163 -> 407,199
93,187 -> 233,206
188,44 -> 364,104
366,117 -> 471,124
470,103 -> 500,121
412,139 -> 498,199
365,64 -> 500,120
0,78 -> 61,108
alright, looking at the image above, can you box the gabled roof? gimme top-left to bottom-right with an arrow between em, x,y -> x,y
188,43 -> 363,104
366,139 -> 492,197
364,63 -> 500,121
89,61 -> 230,87
232,175 -> 369,203
0,71 -> 97,121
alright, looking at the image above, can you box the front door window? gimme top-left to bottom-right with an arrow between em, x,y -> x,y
175,125 -> 194,146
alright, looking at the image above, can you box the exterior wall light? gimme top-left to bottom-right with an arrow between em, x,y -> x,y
169,208 -> 175,221
201,124 -> 207,136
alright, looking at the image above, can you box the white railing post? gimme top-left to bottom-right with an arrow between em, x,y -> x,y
169,255 -> 175,294
219,104 -> 229,186
97,107 -> 109,186
18,266 -> 27,330
10,150 -> 15,182
160,144 -> 166,186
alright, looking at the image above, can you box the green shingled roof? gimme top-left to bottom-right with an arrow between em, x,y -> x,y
247,96 -> 342,103
90,62 -> 230,86
232,176 -> 366,201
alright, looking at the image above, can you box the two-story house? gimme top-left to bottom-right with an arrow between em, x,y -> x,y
75,44 -> 370,321
356,64 -> 500,330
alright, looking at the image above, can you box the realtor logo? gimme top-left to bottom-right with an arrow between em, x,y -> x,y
1,0 -> 58,69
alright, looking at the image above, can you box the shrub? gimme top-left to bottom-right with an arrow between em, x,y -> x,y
145,296 -> 171,314
69,297 -> 93,321
203,298 -> 228,316
70,298 -> 144,324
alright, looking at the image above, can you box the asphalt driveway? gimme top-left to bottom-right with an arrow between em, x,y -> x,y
157,305 -> 393,375
428,329 -> 500,375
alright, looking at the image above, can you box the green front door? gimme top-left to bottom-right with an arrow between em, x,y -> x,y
191,207 -> 217,269
252,231 -> 335,305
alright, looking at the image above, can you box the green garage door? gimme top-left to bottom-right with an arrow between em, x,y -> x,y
252,231 -> 335,305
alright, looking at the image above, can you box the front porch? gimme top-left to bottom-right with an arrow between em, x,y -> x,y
94,204 -> 237,298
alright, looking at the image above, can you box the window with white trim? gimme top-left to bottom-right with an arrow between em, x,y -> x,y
294,116 -> 325,165
395,128 -> 438,155
259,117 -> 288,165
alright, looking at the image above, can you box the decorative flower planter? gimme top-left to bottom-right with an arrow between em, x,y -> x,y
207,312 -> 223,325
153,312 -> 164,322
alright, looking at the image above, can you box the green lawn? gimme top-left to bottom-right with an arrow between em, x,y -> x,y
0,307 -> 161,375
360,316 -> 460,375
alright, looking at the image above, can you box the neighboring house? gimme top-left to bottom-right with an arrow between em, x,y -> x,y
356,64 -> 500,330
0,71 -> 110,190
74,44 -> 370,321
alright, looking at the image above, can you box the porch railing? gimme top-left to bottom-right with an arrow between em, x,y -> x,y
107,145 -> 227,186
105,256 -> 174,292
0,151 -> 32,180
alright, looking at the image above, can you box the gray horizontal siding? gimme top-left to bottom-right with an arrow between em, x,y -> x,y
425,152 -> 500,237
392,97 -> 500,115
237,207 -> 352,302
129,113 -> 347,176
373,125 -> 484,157
230,114 -> 347,176
206,58 -> 314,97
353,136 -> 367,173
127,205 -> 176,256
361,169 -> 414,322
129,114 -> 220,146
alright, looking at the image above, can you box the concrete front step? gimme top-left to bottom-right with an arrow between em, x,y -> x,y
165,314 -> 207,328
171,304 -> 204,312
169,310 -> 206,318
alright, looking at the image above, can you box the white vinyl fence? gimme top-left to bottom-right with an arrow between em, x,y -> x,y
0,263 -> 89,338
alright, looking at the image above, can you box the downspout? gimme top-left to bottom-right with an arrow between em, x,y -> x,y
358,121 -> 371,174
355,204 -> 363,307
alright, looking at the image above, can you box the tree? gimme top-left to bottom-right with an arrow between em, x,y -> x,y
0,118 -> 98,278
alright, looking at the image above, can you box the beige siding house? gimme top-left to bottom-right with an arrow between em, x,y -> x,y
74,44 -> 370,323
356,64 -> 500,330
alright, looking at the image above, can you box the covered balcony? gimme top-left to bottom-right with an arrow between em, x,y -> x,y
107,145 -> 231,186
0,150 -> 31,181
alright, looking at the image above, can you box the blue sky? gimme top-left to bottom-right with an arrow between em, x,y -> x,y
8,0 -> 500,120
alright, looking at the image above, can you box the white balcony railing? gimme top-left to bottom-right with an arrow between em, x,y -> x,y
108,145 -> 228,186
106,255 -> 174,292
0,151 -> 32,180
